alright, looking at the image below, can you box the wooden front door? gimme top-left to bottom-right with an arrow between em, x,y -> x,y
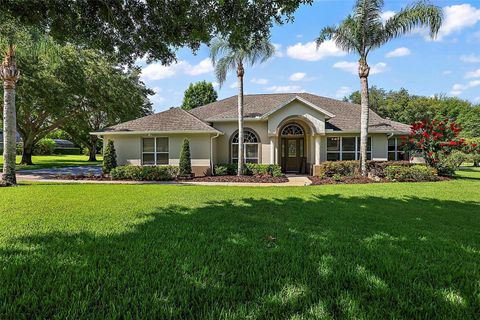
281,138 -> 305,173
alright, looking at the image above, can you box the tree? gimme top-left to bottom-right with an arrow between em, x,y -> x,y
102,140 -> 117,174
210,37 -> 275,176
179,138 -> 192,178
317,0 -> 442,176
61,53 -> 153,162
181,81 -> 217,110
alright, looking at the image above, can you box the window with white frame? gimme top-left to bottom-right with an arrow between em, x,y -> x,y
231,129 -> 260,164
388,137 -> 408,161
142,137 -> 169,165
327,137 -> 371,161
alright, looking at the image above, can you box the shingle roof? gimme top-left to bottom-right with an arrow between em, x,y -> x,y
189,93 -> 410,133
101,107 -> 219,133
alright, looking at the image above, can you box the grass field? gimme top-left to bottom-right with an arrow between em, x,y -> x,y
0,168 -> 479,319
0,154 -> 102,171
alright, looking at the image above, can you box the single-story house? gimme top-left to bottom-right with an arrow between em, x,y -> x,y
92,93 -> 411,176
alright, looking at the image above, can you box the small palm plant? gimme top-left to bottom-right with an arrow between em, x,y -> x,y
210,37 -> 274,175
316,0 -> 442,176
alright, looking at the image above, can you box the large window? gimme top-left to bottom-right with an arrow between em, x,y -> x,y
142,137 -> 169,165
388,137 -> 409,161
327,137 -> 371,161
231,129 -> 260,163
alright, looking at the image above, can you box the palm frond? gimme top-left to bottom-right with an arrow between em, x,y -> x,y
316,26 -> 337,47
244,39 -> 275,66
214,54 -> 236,87
383,1 -> 443,40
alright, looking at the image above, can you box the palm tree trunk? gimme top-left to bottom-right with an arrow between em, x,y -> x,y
236,61 -> 244,176
1,45 -> 20,185
358,58 -> 370,177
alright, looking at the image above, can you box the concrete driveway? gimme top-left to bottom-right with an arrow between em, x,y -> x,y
17,166 -> 102,181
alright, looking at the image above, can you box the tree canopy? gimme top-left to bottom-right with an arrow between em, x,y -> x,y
181,81 -> 218,110
1,0 -> 313,64
346,86 -> 480,138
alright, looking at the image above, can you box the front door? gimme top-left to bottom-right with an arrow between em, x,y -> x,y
281,138 -> 305,173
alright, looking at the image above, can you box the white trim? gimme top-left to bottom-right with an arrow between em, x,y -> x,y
206,118 -> 265,122
142,137 -> 169,166
326,136 -> 372,161
261,96 -> 335,119
91,130 -> 223,136
325,129 -> 409,134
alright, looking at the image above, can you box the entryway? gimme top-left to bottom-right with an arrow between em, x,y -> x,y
280,123 -> 306,174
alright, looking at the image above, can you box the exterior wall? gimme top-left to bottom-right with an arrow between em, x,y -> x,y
212,120 -> 270,164
106,133 -> 214,176
267,100 -> 326,135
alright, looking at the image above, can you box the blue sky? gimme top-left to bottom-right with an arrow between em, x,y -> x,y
137,0 -> 480,112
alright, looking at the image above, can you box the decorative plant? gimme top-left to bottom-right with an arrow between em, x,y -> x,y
178,138 -> 192,178
402,119 -> 479,175
102,140 -> 117,174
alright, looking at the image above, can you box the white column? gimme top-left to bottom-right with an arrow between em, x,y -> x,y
315,135 -> 321,165
270,137 -> 275,164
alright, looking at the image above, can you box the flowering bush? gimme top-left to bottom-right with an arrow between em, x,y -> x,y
402,119 -> 479,175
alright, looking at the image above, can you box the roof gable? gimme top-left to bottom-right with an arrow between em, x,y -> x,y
261,95 -> 335,119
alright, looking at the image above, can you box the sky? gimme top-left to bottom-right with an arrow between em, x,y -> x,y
137,0 -> 480,112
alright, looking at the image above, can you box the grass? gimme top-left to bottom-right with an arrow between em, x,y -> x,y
0,168 -> 479,319
0,154 -> 102,171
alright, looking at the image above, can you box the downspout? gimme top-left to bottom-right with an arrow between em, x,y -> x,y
210,132 -> 221,175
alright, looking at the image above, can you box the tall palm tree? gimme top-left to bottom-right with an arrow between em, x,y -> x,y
210,37 -> 274,176
316,0 -> 442,176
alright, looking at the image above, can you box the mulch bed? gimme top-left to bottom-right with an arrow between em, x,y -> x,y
191,175 -> 289,183
54,174 -> 108,181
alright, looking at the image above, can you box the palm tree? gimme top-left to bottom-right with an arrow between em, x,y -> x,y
0,28 -> 20,185
210,37 -> 274,175
316,0 -> 442,176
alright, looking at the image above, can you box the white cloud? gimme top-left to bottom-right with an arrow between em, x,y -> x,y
450,80 -> 480,95
465,69 -> 480,79
272,43 -> 284,58
385,47 -> 411,58
286,40 -> 345,61
265,85 -> 302,93
333,61 -> 388,75
335,86 -> 353,98
460,54 -> 480,63
185,58 -> 214,76
150,86 -> 166,104
251,78 -> 269,85
229,82 -> 237,89
212,82 -> 219,88
380,10 -> 396,22
436,4 -> 480,40
289,72 -> 306,81
141,58 -> 213,80
442,70 -> 452,75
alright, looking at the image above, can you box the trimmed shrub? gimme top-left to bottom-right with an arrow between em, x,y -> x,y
54,147 -> 81,155
316,161 -> 359,177
214,164 -> 237,176
110,165 -> 178,181
178,138 -> 192,177
34,138 -> 56,155
384,165 -> 437,182
366,161 -> 414,178
435,151 -> 468,177
244,163 -> 283,177
214,163 -> 283,177
103,140 -> 117,174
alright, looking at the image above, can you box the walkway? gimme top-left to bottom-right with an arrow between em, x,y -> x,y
16,167 -> 312,186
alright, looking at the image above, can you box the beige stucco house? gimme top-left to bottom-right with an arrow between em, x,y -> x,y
93,93 -> 411,176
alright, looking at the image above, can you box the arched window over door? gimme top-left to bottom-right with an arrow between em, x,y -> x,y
281,124 -> 304,136
231,129 -> 260,163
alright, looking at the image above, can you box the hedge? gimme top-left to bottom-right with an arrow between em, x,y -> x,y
214,163 -> 283,177
384,165 -> 437,182
110,166 -> 178,181
315,160 -> 416,178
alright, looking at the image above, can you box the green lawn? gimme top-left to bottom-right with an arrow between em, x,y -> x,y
0,154 -> 102,171
0,169 -> 479,319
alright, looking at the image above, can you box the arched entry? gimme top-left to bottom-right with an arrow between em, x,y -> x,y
279,123 -> 306,173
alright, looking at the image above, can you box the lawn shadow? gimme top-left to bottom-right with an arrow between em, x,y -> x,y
1,194 -> 479,319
